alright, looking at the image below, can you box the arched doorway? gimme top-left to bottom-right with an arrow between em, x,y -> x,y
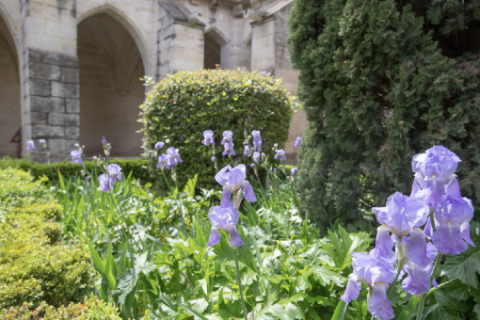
204,32 -> 221,69
0,15 -> 21,158
77,13 -> 145,157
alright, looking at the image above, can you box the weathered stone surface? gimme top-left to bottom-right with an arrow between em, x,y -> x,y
65,99 -> 80,113
65,126 -> 80,140
32,125 -> 65,138
29,62 -> 61,80
48,113 -> 79,126
29,79 -> 51,96
30,112 -> 48,124
30,96 -> 65,113
29,49 -> 78,67
61,66 -> 79,83
48,139 -> 78,155
51,81 -> 79,98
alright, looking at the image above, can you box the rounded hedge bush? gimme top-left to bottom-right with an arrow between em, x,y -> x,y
140,68 -> 294,187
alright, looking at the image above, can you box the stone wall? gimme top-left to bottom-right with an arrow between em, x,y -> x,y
28,49 -> 80,162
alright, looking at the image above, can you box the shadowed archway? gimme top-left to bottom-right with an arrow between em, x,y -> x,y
78,13 -> 145,157
0,14 -> 21,158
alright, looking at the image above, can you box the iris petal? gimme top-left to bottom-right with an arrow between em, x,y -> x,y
341,275 -> 361,302
367,284 -> 394,320
228,226 -> 244,247
432,223 -> 468,255
207,227 -> 221,247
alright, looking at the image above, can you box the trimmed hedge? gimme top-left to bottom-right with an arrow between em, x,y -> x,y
0,169 -> 95,311
0,157 -> 152,185
288,0 -> 480,231
140,68 -> 294,188
1,295 -> 120,320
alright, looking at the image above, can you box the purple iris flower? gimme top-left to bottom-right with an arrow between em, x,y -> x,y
221,130 -> 235,156
102,136 -> 107,145
252,151 -> 260,163
294,136 -> 302,147
98,174 -> 113,192
252,130 -> 262,151
206,200 -> 244,248
155,141 -> 165,150
371,192 -> 430,265
202,130 -> 215,146
70,150 -> 83,164
211,156 -> 216,162
431,193 -> 474,255
166,147 -> 183,168
401,242 -> 438,295
215,164 -> 257,203
341,252 -> 396,320
274,149 -> 286,161
107,164 -> 123,183
243,145 -> 250,156
250,163 -> 256,168
39,139 -> 46,145
26,140 -> 35,150
291,168 -> 298,175
156,154 -> 170,169
411,146 -> 461,208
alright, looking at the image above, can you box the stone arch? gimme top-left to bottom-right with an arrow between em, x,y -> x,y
204,28 -> 229,69
77,13 -> 146,157
77,4 -> 152,76
0,10 -> 21,158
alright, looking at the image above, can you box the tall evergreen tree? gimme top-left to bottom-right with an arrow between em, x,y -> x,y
288,0 -> 480,232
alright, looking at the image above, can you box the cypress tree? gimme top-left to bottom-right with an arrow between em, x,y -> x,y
288,0 -> 480,232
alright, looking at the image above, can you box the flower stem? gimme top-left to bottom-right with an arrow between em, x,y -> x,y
416,296 -> 425,320
387,264 -> 403,298
429,210 -> 437,232
234,248 -> 248,320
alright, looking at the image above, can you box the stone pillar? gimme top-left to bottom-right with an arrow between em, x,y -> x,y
156,1 -> 205,80
220,18 -> 251,70
20,0 -> 79,162
250,3 -> 304,164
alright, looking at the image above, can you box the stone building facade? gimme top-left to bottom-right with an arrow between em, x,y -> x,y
0,0 -> 306,163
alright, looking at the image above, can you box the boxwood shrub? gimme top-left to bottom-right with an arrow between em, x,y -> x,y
140,68 -> 294,188
0,157 -> 152,185
0,169 -> 93,310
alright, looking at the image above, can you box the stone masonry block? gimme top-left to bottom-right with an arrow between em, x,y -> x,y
31,96 -> 65,113
30,62 -> 61,80
65,127 -> 80,140
29,48 -> 78,67
51,81 -> 79,98
65,99 -> 79,113
48,113 -> 79,126
29,79 -> 51,96
49,139 -> 78,155
61,67 -> 79,83
32,125 -> 65,138
30,112 -> 48,124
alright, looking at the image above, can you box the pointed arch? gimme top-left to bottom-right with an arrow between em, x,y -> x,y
77,4 -> 152,76
0,5 -> 21,157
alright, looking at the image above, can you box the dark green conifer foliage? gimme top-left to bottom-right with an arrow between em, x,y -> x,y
288,0 -> 480,231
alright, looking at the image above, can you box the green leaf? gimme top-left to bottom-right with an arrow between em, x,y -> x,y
443,223 -> 480,288
195,217 -> 206,248
86,237 -> 105,274
104,242 -> 117,290
398,295 -> 419,320
311,266 -> 345,286
179,303 -> 209,320
331,300 -> 348,320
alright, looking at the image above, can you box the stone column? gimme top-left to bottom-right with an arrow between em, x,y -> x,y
20,0 -> 79,162
156,1 -> 205,80
250,3 -> 304,164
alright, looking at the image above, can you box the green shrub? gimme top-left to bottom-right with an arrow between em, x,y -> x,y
0,169 -> 93,309
140,68 -> 294,188
0,295 -> 121,320
288,0 -> 480,231
0,157 -> 152,185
